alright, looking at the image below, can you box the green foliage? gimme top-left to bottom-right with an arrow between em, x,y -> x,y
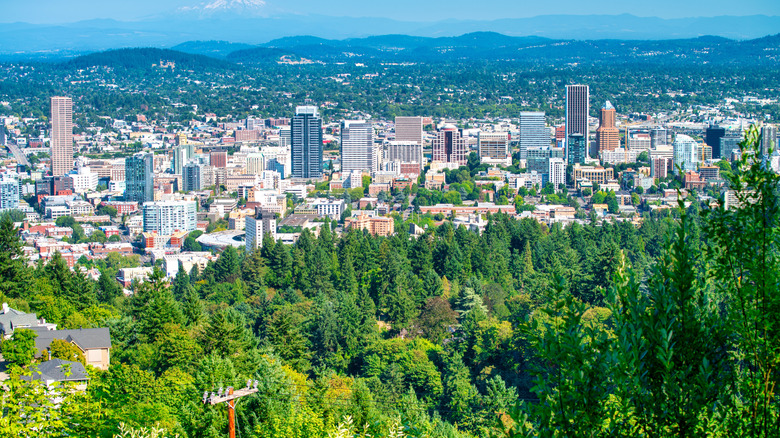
1,328 -> 38,366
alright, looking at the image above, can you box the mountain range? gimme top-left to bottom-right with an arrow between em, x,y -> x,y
1,13 -> 780,60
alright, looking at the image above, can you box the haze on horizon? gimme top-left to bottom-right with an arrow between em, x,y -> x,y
5,0 -> 780,24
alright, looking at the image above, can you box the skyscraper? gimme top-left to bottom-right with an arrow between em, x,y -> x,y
245,209 -> 277,253
567,134 -> 587,166
291,106 -> 323,179
565,85 -> 589,162
477,131 -> 511,166
432,124 -> 467,165
761,125 -> 777,157
125,152 -> 154,203
673,134 -> 699,173
395,116 -> 424,145
210,150 -> 227,168
596,101 -> 619,155
706,124 -> 726,159
518,112 -> 548,159
50,96 -> 73,176
183,162 -> 204,192
340,120 -> 374,173
172,145 -> 190,175
142,201 -> 197,235
650,127 -> 668,148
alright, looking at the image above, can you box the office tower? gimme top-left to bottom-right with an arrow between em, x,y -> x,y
245,209 -> 277,252
246,153 -> 265,175
565,85 -> 589,162
50,96 -> 74,176
183,162 -> 204,191
432,124 -> 467,165
246,116 -> 264,130
0,178 -> 20,211
279,126 -> 291,149
125,152 -> 154,203
518,112 -> 548,159
527,147 -> 564,174
210,150 -> 227,168
548,158 -> 566,188
761,125 -> 777,156
650,127 -> 668,148
385,141 -> 423,171
340,120 -> 374,173
142,200 -> 197,235
567,134 -> 587,166
720,131 -> 743,159
595,101 -> 619,154
395,116 -> 424,145
477,131 -> 511,165
291,106 -> 323,179
673,134 -> 699,173
706,124 -> 726,159
628,133 -> 652,151
172,146 -> 189,175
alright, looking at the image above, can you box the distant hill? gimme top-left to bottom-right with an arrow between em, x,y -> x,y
63,48 -> 232,70
224,32 -> 780,65
1,14 -> 780,57
171,40 -> 256,59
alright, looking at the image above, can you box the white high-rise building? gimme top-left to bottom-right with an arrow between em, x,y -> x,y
245,210 -> 277,252
673,134 -> 699,173
478,131 -> 511,166
395,116 -> 424,145
518,112 -> 548,159
69,167 -> 99,193
142,201 -> 197,235
548,157 -> 566,188
385,141 -> 423,171
341,120 -> 375,173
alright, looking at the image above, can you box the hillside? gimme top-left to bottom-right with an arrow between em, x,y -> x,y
63,47 -> 233,70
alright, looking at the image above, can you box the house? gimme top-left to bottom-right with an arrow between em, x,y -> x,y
0,302 -> 57,338
31,327 -> 112,370
24,359 -> 90,389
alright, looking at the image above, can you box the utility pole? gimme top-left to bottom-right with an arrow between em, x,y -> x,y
203,380 -> 259,438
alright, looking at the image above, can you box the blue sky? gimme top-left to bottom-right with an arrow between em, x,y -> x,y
4,0 -> 780,24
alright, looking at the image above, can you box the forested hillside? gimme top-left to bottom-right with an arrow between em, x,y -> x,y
1,127 -> 779,437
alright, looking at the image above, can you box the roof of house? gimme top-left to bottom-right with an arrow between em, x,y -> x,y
31,327 -> 112,356
24,359 -> 89,383
0,304 -> 39,334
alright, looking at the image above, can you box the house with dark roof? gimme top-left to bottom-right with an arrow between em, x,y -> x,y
31,327 -> 112,370
24,359 -> 89,389
0,302 -> 57,338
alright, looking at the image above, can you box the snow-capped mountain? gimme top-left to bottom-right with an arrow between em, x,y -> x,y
178,0 -> 268,18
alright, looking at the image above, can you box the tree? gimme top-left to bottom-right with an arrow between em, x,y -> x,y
97,205 -> 118,218
131,268 -> 184,342
1,329 -> 38,367
49,338 -> 86,365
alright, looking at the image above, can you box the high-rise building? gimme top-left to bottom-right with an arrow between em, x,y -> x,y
0,178 -> 20,211
395,116 -> 424,145
50,96 -> 73,176
183,162 -> 204,191
291,106 -> 323,179
673,134 -> 699,173
385,141 -> 423,173
706,124 -> 726,159
650,127 -> 668,148
518,112 -> 548,159
125,152 -> 154,203
595,101 -> 619,154
210,150 -> 227,168
527,147 -> 565,174
548,158 -> 566,188
761,125 -> 777,157
721,131 -> 743,159
172,146 -> 190,175
142,201 -> 197,235
340,120 -> 374,173
565,85 -> 589,162
245,209 -> 278,253
478,131 -> 511,166
432,124 -> 467,165
567,134 -> 587,166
